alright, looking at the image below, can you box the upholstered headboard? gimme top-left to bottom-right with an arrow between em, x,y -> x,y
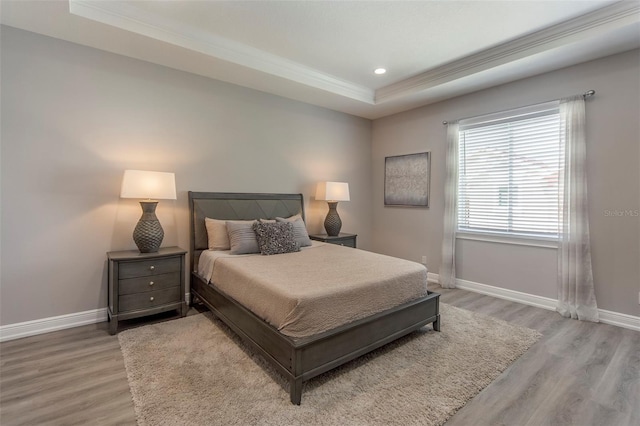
188,192 -> 305,271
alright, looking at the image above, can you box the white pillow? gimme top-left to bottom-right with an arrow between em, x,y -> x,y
204,217 -> 230,251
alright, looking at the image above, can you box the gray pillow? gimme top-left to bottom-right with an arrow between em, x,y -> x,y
252,222 -> 300,255
275,215 -> 312,247
226,221 -> 260,255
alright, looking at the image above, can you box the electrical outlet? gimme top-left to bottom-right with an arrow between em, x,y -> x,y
421,255 -> 427,264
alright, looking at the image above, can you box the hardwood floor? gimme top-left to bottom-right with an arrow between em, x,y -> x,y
438,286 -> 640,426
1,286 -> 638,425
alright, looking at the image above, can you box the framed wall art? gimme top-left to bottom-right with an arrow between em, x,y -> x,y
384,152 -> 431,207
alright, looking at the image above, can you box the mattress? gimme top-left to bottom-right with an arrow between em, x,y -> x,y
197,242 -> 428,338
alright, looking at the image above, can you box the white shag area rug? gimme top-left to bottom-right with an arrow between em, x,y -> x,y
119,303 -> 540,426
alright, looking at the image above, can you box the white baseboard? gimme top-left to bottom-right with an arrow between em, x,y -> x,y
1,293 -> 193,343
2,282 -> 636,342
427,272 -> 440,284
598,309 -> 640,331
455,278 -> 557,311
0,308 -> 108,342
428,273 -> 640,332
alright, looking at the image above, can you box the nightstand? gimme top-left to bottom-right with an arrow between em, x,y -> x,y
309,233 -> 357,248
107,246 -> 187,335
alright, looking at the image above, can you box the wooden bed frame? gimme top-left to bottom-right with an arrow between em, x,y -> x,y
188,191 -> 440,404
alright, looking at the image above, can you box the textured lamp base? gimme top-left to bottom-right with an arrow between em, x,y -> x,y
324,202 -> 342,237
133,201 -> 164,253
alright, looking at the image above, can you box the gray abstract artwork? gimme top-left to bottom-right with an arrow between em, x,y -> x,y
384,152 -> 430,207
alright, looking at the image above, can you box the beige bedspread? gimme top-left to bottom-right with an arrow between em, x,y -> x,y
198,243 -> 428,338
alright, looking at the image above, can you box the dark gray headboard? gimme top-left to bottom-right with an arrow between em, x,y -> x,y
188,192 -> 305,271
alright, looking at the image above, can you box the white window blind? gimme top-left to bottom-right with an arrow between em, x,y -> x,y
458,103 -> 562,239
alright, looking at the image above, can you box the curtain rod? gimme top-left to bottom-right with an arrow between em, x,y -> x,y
442,90 -> 595,125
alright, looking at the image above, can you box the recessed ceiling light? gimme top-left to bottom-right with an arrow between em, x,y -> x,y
374,68 -> 387,75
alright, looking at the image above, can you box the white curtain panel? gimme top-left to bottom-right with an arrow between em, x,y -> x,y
439,122 -> 459,289
557,96 -> 599,322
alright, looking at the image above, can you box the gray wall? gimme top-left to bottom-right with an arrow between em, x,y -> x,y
0,26 -> 372,325
2,25 -> 638,327
372,49 -> 640,317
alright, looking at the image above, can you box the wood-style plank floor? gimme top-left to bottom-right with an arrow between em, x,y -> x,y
1,285 -> 638,425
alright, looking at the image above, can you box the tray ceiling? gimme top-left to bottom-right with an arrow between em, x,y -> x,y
1,0 -> 639,118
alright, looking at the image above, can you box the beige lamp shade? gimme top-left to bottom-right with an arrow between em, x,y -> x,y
120,170 -> 177,200
315,181 -> 350,202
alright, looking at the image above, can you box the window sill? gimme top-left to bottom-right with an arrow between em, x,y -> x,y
456,232 -> 558,249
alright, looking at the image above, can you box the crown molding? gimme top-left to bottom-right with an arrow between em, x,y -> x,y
68,0 -> 374,104
64,0 -> 638,114
375,1 -> 640,103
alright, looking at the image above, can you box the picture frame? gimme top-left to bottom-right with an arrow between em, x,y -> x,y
384,152 -> 431,207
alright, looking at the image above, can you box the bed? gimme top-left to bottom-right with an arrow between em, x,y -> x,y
188,192 -> 440,404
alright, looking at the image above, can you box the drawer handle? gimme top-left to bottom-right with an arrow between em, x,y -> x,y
150,296 -> 155,302
149,281 -> 154,286
149,266 -> 155,271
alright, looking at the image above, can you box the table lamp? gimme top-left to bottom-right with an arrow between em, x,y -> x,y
316,181 -> 350,236
120,170 -> 177,253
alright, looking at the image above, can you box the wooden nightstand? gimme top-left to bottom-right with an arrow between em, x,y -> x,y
107,246 -> 187,335
309,233 -> 357,248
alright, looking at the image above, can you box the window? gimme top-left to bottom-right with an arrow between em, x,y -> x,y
457,102 -> 562,239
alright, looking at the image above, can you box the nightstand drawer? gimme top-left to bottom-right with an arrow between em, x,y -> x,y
119,287 -> 181,312
119,272 -> 181,295
118,257 -> 182,279
309,233 -> 357,248
332,238 -> 355,248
